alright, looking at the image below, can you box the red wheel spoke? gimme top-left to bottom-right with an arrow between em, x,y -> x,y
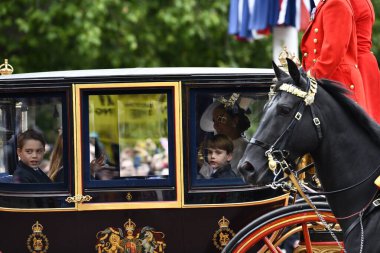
263,236 -> 283,253
230,208 -> 338,253
302,223 -> 313,253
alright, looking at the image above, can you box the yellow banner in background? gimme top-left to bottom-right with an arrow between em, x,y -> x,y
89,94 -> 168,164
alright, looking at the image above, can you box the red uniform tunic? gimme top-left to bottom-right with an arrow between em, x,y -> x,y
301,0 -> 367,110
350,0 -> 380,123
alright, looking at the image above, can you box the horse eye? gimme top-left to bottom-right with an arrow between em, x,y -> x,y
278,106 -> 292,115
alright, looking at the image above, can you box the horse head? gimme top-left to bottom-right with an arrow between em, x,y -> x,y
238,59 -> 321,185
238,58 -> 380,252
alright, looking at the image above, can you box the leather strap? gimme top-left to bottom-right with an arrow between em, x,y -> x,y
344,192 -> 380,240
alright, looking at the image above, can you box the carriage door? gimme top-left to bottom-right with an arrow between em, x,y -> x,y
73,82 -> 182,210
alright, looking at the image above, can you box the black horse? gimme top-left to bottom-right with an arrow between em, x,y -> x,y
238,59 -> 380,252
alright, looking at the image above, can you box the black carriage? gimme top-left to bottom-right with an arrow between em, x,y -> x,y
0,63 -> 293,253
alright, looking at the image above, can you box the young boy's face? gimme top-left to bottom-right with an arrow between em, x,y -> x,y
207,148 -> 232,169
17,139 -> 45,169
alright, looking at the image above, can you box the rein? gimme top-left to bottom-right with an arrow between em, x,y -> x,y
300,162 -> 380,197
271,153 -> 379,253
270,154 -> 380,218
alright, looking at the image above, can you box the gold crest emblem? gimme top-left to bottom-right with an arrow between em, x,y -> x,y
27,221 -> 49,253
95,218 -> 166,253
212,216 -> 235,251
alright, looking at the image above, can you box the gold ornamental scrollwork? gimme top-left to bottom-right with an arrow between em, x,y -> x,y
27,221 -> 49,253
65,194 -> 92,203
126,192 -> 133,201
294,245 -> 341,253
278,46 -> 301,71
95,218 -> 166,253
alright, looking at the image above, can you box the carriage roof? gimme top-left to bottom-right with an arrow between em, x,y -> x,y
0,67 -> 274,81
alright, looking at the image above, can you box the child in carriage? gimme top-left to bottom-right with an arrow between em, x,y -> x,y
198,134 -> 238,179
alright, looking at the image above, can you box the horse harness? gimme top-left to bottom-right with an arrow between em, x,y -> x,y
250,75 -> 380,252
251,74 -> 322,171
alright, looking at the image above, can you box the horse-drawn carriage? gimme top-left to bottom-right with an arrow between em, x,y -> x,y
0,59 -> 378,252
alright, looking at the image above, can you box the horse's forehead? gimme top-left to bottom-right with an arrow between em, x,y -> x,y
260,92 -> 302,130
271,90 -> 300,106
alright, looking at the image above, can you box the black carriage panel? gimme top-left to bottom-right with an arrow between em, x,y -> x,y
0,87 -> 74,209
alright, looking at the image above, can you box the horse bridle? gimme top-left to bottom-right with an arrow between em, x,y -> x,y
250,75 -> 322,172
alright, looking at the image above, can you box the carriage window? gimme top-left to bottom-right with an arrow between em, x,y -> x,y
0,92 -> 72,208
79,84 -> 177,203
189,90 -> 267,188
88,94 -> 169,181
0,96 -> 65,184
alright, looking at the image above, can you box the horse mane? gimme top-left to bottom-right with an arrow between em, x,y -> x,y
318,78 -> 380,145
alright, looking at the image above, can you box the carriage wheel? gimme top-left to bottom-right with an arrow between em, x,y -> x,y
223,202 -> 343,253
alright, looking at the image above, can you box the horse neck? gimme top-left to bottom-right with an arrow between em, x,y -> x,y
311,92 -> 380,181
310,96 -> 380,230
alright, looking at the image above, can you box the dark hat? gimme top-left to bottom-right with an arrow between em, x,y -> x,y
200,95 -> 253,133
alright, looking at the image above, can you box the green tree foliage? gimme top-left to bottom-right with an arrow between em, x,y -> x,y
0,0 -> 272,72
372,0 -> 380,61
0,0 -> 379,73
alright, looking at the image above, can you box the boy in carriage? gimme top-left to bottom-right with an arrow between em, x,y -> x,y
198,134 -> 238,179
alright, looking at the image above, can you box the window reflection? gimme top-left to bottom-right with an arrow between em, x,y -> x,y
88,94 -> 169,180
48,132 -> 64,182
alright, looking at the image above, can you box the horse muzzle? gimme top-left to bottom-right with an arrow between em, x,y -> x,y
238,161 -> 272,185
238,161 -> 255,184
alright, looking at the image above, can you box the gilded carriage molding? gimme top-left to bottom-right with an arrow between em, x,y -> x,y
294,244 -> 341,253
65,194 -> 92,203
27,221 -> 49,253
182,193 -> 289,208
73,82 -> 183,211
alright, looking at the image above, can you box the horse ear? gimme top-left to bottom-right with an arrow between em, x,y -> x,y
286,58 -> 301,85
272,61 -> 289,81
